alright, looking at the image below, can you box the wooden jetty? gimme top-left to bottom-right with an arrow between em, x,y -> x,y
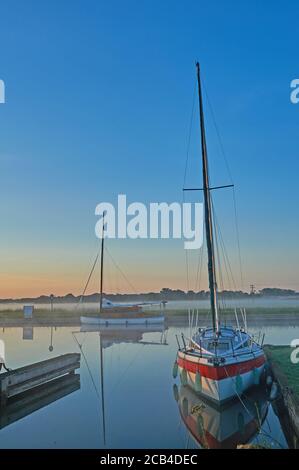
0,373 -> 80,430
0,353 -> 80,407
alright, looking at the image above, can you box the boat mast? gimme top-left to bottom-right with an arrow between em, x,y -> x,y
196,62 -> 219,333
99,214 -> 105,313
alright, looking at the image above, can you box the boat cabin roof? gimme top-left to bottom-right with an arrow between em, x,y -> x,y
192,325 -> 259,357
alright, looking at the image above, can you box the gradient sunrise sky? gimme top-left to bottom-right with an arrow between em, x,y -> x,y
0,0 -> 298,298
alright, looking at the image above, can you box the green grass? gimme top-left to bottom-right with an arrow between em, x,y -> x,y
264,345 -> 299,397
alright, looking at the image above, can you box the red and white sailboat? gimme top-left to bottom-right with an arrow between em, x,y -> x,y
176,63 -> 266,404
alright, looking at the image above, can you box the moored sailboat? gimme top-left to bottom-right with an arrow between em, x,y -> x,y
175,63 -> 266,404
80,217 -> 165,326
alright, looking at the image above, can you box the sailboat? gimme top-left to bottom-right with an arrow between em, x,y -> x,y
175,63 -> 266,404
80,218 -> 165,325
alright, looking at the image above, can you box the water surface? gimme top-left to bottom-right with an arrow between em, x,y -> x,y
0,323 -> 296,448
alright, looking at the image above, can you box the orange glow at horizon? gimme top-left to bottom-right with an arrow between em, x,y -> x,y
0,244 -> 297,299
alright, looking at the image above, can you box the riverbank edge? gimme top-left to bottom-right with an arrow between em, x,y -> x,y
0,311 -> 299,328
263,345 -> 299,448
0,312 -> 299,328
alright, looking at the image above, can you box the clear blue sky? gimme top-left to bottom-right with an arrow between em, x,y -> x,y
0,0 -> 298,297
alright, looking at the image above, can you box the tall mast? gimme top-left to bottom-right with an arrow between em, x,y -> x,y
99,214 -> 105,313
196,62 -> 219,333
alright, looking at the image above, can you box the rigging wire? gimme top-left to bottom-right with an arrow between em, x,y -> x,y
232,187 -> 245,290
77,239 -> 138,304
201,78 -> 234,185
194,236 -> 204,293
105,246 -> 138,295
212,201 -> 226,311
72,332 -> 101,399
184,71 -> 244,301
211,197 -> 237,291
106,344 -> 146,405
185,248 -> 190,293
76,247 -> 101,308
183,78 -> 197,293
202,77 -> 244,291
183,78 -> 197,189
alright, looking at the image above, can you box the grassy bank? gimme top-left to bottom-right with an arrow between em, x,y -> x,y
264,345 -> 299,396
263,344 -> 299,446
0,306 -> 298,322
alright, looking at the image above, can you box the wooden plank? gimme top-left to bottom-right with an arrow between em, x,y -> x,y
7,362 -> 80,398
0,353 -> 80,405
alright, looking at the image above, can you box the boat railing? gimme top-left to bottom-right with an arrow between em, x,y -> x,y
177,332 -> 264,362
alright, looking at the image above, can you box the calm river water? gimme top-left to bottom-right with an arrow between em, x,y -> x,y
0,322 -> 297,448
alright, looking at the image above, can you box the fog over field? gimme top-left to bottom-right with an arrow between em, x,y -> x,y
1,296 -> 299,312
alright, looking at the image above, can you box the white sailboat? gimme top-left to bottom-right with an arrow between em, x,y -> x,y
80,218 -> 165,326
175,63 -> 266,404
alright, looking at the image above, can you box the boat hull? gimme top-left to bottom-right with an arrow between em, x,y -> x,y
177,351 -> 266,404
80,315 -> 165,326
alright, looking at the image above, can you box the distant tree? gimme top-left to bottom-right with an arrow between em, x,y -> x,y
260,288 -> 297,296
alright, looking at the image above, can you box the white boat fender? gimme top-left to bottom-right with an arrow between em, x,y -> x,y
269,381 -> 279,401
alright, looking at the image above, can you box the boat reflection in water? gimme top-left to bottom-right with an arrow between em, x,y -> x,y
174,382 -> 270,449
76,324 -> 167,447
80,324 -> 168,349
